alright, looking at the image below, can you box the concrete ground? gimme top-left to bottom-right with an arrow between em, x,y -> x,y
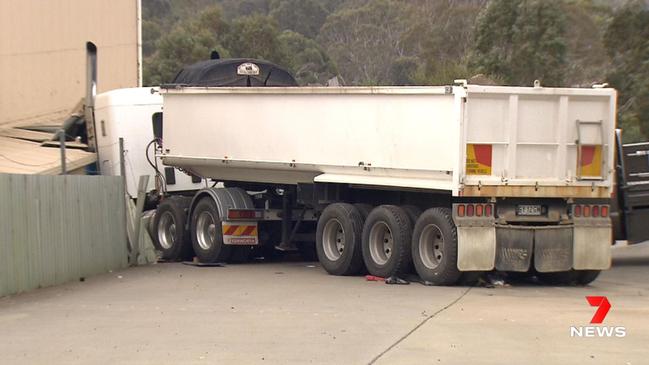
1,244 -> 648,365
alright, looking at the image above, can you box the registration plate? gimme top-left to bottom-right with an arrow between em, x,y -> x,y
516,204 -> 543,216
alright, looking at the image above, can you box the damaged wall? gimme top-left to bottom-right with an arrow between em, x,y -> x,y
0,0 -> 140,127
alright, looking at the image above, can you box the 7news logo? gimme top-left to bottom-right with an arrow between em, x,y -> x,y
570,296 -> 626,337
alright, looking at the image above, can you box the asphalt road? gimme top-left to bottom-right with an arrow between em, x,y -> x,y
0,243 -> 647,365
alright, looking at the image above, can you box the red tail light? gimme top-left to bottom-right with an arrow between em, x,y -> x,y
457,204 -> 465,217
592,205 -> 600,217
466,204 -> 474,217
475,204 -> 484,217
574,205 -> 582,217
601,205 -> 609,217
583,205 -> 591,217
485,204 -> 493,217
227,209 -> 262,220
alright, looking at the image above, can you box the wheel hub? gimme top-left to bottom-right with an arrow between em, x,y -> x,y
419,224 -> 444,270
369,222 -> 393,266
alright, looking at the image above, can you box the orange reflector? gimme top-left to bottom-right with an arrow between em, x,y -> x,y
601,205 -> 609,217
457,204 -> 465,217
475,204 -> 483,217
466,204 -> 474,217
592,205 -> 600,217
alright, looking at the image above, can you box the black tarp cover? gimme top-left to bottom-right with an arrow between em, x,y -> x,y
171,58 -> 298,87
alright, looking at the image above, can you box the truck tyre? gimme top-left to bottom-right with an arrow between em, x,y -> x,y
353,203 -> 373,221
536,271 -> 578,285
362,205 -> 412,278
153,197 -> 192,261
316,203 -> 365,276
190,197 -> 231,263
577,270 -> 600,285
401,205 -> 422,225
411,208 -> 461,286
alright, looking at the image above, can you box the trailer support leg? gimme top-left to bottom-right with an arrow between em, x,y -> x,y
276,188 -> 297,251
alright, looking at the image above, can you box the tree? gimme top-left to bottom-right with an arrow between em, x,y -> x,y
270,0 -> 329,39
604,1 -> 649,142
470,0 -> 567,86
318,0 -> 414,85
278,30 -> 337,84
143,5 -> 229,85
223,15 -> 287,63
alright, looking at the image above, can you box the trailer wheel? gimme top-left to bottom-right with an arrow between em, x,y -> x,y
362,205 -> 412,278
153,197 -> 191,261
576,270 -> 600,285
316,203 -> 364,276
401,205 -> 422,225
536,271 -> 578,285
411,208 -> 461,285
190,197 -> 231,263
353,203 -> 373,221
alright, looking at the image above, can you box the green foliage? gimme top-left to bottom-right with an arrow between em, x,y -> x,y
604,1 -> 649,142
471,0 -> 568,86
139,0 -> 649,143
318,0 -> 414,85
223,15 -> 285,62
270,0 -> 329,39
278,30 -> 337,85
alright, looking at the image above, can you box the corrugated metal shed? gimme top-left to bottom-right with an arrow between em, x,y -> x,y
0,174 -> 128,297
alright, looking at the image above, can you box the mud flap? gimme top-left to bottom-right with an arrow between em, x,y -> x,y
457,227 -> 496,271
495,227 -> 533,272
534,226 -> 573,273
574,227 -> 611,270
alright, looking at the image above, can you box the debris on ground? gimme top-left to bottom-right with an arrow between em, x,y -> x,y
385,276 -> 410,285
365,275 -> 385,282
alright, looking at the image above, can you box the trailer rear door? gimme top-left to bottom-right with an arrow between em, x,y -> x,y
459,85 -> 616,198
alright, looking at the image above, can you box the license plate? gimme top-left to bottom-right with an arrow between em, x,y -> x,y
516,205 -> 542,216
222,222 -> 259,245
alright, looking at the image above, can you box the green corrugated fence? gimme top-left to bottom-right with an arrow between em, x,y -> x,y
0,173 -> 128,297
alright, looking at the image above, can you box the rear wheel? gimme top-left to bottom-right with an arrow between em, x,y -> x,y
153,197 -> 191,261
411,208 -> 461,285
536,271 -> 578,285
316,203 -> 364,275
190,197 -> 231,263
362,205 -> 412,278
577,270 -> 601,285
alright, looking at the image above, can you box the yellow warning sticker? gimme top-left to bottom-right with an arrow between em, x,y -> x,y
579,145 -> 602,177
466,144 -> 492,175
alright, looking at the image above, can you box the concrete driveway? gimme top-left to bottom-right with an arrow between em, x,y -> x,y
1,244 -> 647,365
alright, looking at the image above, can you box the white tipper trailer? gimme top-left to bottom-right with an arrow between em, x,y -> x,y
155,83 -> 616,285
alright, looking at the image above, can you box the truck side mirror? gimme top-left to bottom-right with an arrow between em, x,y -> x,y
152,112 -> 163,140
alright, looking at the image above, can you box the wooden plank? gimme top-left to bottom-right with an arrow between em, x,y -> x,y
0,128 -> 54,142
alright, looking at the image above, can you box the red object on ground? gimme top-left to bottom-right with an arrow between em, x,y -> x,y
365,275 -> 385,282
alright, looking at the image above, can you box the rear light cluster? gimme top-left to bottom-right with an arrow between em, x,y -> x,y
457,204 -> 493,217
227,209 -> 263,220
573,204 -> 609,218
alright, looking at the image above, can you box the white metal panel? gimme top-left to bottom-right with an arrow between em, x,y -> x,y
95,88 -> 205,197
162,87 -> 461,193
461,85 -> 616,191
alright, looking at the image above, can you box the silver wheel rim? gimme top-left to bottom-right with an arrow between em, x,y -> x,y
157,211 -> 176,250
419,224 -> 444,269
196,211 -> 217,250
322,218 -> 344,261
369,222 -> 393,266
